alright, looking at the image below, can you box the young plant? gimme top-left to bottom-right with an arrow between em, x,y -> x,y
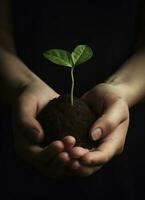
43,45 -> 93,106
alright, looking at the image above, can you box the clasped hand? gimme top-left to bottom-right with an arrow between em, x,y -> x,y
12,81 -> 129,178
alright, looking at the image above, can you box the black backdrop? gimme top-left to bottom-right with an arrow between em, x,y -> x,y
0,0 -> 145,199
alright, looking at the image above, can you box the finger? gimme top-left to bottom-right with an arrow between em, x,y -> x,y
13,94 -> 44,143
48,152 -> 71,177
62,136 -> 76,150
37,152 -> 71,178
80,149 -> 109,166
36,140 -> 65,162
68,147 -> 89,159
90,99 -> 129,141
68,160 -> 81,170
62,137 -> 89,159
14,131 -> 67,178
20,139 -> 65,163
68,159 -> 102,176
76,165 -> 102,177
80,121 -> 128,166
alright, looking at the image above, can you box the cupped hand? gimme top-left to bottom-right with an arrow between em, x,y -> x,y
68,83 -> 129,176
12,80 -> 75,178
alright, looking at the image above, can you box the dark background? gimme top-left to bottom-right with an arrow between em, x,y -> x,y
0,0 -> 145,199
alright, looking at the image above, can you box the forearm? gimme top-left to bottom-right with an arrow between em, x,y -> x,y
106,49 -> 145,107
0,31 -> 34,101
0,0 -> 58,104
0,31 -> 57,104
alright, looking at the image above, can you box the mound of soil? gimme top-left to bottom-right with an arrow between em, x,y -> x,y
37,94 -> 99,149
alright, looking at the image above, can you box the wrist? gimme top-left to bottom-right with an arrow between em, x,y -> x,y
0,76 -> 35,104
1,75 -> 59,105
25,78 -> 60,99
105,77 -> 140,108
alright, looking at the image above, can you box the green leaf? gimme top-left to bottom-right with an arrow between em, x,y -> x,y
43,49 -> 73,67
71,45 -> 93,66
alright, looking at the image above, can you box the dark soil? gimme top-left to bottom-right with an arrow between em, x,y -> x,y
37,94 -> 99,149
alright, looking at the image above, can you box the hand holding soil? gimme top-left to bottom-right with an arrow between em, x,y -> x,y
67,83 -> 129,176
12,46 -> 129,178
12,80 -> 74,178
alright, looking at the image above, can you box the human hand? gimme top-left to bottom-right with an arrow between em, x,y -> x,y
68,83 -> 129,176
12,80 -> 75,178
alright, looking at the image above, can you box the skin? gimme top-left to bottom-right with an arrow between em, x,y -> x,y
67,83 -> 129,176
0,0 -> 145,177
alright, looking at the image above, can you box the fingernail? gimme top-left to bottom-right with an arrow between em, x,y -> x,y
91,128 -> 102,141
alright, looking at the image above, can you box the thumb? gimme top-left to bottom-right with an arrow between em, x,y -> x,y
90,99 -> 129,141
13,93 -> 44,143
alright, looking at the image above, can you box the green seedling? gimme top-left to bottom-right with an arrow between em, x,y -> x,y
43,45 -> 93,106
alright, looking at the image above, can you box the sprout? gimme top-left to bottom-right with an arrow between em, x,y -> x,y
43,45 -> 93,106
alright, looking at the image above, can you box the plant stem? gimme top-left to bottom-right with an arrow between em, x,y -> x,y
71,67 -> 74,106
